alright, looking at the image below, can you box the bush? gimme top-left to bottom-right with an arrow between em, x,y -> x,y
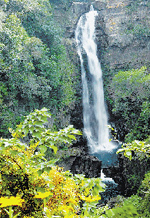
102,195 -> 141,218
0,108 -> 104,217
109,66 -> 150,142
138,171 -> 150,217
0,0 -> 76,137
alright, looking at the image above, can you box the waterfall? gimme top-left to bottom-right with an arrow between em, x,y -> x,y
75,6 -> 115,153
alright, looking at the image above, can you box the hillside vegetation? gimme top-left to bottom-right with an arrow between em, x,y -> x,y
0,0 -> 76,137
0,0 -> 150,217
108,66 -> 150,142
0,108 -> 150,217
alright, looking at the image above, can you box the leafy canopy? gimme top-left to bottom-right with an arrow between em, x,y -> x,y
109,66 -> 150,142
0,0 -> 76,137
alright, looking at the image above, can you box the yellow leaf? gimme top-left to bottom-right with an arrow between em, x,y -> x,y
79,195 -> 101,202
0,196 -> 24,207
34,191 -> 52,199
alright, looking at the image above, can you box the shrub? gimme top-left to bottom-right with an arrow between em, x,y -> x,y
109,66 -> 150,141
0,108 -> 103,217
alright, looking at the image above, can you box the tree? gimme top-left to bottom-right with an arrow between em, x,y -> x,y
0,0 -> 76,137
109,66 -> 150,142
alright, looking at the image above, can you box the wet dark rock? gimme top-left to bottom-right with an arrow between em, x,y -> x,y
71,154 -> 101,177
99,180 -> 119,204
58,151 -> 102,178
103,153 -> 150,196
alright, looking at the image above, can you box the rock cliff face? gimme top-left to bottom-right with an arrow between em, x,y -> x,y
96,0 -> 150,68
54,0 -> 150,69
57,142 -> 102,177
53,0 -> 150,139
52,0 -> 150,179
59,153 -> 102,178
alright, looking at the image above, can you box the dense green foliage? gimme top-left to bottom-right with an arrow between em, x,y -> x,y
137,171 -> 150,217
109,66 -> 150,142
0,108 -> 105,217
103,195 -> 141,218
0,0 -> 150,216
101,187 -> 150,218
116,138 -> 150,196
0,0 -> 76,137
99,138 -> 150,217
0,108 -> 149,217
117,138 -> 150,160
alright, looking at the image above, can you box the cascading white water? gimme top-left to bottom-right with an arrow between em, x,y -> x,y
75,6 -> 115,153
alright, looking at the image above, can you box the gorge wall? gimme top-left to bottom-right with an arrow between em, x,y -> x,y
54,0 -> 150,70
53,0 -> 150,141
52,0 -> 150,179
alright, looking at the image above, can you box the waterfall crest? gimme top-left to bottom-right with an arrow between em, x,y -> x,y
75,6 -> 115,153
